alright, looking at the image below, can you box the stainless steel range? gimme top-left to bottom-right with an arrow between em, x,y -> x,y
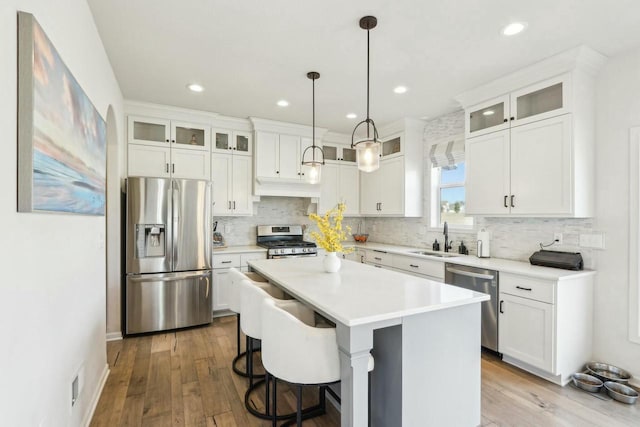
257,225 -> 318,258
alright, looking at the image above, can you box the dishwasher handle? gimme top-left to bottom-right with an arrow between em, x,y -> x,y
446,266 -> 495,281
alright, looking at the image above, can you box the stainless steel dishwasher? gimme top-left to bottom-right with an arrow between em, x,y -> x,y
445,263 -> 499,353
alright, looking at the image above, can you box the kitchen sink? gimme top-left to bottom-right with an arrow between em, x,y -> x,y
409,250 -> 458,258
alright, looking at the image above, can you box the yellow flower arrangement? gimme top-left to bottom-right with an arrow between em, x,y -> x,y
308,203 -> 354,254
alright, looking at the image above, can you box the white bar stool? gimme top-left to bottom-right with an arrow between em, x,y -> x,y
228,268 -> 267,378
240,277 -> 302,422
261,298 -> 375,427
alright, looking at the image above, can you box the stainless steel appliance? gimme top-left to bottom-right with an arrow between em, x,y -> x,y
125,177 -> 212,334
445,263 -> 499,353
257,225 -> 317,258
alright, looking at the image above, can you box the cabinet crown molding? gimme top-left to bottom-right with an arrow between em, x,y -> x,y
455,45 -> 607,109
250,117 -> 328,138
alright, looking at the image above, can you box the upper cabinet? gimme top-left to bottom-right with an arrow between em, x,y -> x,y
250,118 -> 328,197
127,115 -> 211,180
322,143 -> 357,163
465,75 -> 570,139
128,116 -> 210,151
212,129 -> 252,156
456,46 -> 606,218
358,120 -> 424,217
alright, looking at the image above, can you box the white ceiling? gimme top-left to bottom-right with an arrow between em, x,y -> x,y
88,0 -> 640,134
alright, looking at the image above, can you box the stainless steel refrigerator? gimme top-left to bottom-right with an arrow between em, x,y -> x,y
125,177 -> 212,335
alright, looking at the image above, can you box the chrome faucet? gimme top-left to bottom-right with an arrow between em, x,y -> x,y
443,221 -> 450,252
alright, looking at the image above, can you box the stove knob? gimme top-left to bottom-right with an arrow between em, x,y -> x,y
302,248 -> 307,253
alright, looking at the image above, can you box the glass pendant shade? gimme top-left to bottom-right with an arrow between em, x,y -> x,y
305,162 -> 322,184
355,139 -> 380,172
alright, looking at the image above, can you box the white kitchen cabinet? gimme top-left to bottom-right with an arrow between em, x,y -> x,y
127,143 -> 209,180
127,144 -> 171,178
499,292 -> 554,372
212,154 -> 253,216
391,254 -> 444,281
127,115 -> 211,180
457,48 -> 605,218
255,131 -> 313,182
466,114 -> 572,216
498,272 -> 593,385
465,75 -> 570,139
212,129 -> 252,156
322,143 -> 357,163
212,250 -> 267,313
318,163 -> 359,216
360,156 -> 404,216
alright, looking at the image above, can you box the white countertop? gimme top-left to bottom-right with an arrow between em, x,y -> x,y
212,245 -> 267,254
248,257 -> 489,327
352,242 -> 595,281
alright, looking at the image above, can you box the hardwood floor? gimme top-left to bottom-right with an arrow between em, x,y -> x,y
91,317 -> 639,426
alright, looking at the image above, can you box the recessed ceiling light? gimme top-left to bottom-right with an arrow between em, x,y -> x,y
187,83 -> 204,92
420,115 -> 430,120
277,100 -> 289,107
502,22 -> 527,36
483,110 -> 495,116
346,113 -> 357,119
393,86 -> 408,94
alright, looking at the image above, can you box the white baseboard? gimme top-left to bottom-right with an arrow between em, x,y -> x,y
82,363 -> 110,427
106,331 -> 123,341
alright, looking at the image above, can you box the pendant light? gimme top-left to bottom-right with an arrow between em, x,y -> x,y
301,71 -> 324,184
351,16 -> 380,173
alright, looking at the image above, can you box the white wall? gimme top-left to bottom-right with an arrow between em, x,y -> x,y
0,1 -> 124,426
593,46 -> 640,381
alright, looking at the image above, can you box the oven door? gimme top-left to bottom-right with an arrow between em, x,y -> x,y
268,253 -> 317,259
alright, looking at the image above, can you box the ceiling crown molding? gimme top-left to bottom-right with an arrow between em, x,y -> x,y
249,117 -> 328,138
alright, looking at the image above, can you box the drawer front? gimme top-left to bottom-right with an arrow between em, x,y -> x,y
240,252 -> 267,268
213,253 -> 241,269
392,256 -> 444,280
501,273 -> 555,304
364,250 -> 393,267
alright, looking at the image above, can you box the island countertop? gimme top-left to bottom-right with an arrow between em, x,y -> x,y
248,257 -> 489,327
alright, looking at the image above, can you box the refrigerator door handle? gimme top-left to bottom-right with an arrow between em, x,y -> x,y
204,275 -> 210,299
172,179 -> 180,269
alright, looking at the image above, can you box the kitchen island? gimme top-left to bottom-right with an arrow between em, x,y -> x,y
248,257 -> 490,427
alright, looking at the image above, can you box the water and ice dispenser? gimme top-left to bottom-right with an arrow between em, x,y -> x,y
135,224 -> 166,258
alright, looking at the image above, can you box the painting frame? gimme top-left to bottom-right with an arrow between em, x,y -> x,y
17,11 -> 106,215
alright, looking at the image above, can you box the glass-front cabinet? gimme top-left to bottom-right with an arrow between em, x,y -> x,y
128,116 -> 171,146
381,135 -> 403,158
510,74 -> 570,127
171,121 -> 210,151
128,116 -> 210,151
212,129 -> 252,155
321,143 -> 357,163
466,95 -> 510,138
466,75 -> 571,138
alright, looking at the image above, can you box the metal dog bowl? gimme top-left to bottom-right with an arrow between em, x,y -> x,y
604,381 -> 638,404
585,362 -> 631,383
571,373 -> 603,393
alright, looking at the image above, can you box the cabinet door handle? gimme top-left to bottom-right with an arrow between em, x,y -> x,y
374,265 -> 382,268
515,286 -> 532,291
503,118 -> 508,123
510,195 -> 515,208
166,163 -> 169,173
171,139 -> 176,143
379,202 -> 382,211
221,261 -> 232,264
228,201 -> 231,209
233,201 -> 236,210
276,171 -> 280,174
504,195 -> 508,208
297,172 -> 301,176
499,300 -> 504,313
374,257 -> 382,261
165,139 -> 169,143
510,117 -> 515,121
172,163 -> 175,173
409,264 -> 419,268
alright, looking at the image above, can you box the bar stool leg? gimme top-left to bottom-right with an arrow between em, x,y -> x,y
296,385 -> 303,426
272,378 -> 278,427
265,371 -> 270,416
236,314 -> 241,357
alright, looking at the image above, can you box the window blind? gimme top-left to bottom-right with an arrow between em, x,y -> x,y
429,135 -> 465,168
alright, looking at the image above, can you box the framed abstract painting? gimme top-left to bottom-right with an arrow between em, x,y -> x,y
17,12 -> 106,215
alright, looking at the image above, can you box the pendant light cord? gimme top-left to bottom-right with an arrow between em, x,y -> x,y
312,75 -> 315,162
366,28 -> 370,139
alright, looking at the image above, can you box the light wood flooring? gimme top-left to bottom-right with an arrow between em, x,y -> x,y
90,316 -> 639,426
